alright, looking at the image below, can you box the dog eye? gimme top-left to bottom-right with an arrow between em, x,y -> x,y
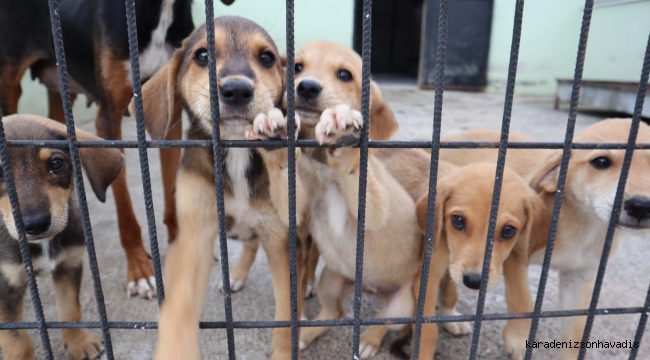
49,158 -> 66,173
590,156 -> 611,169
260,51 -> 276,67
451,215 -> 465,230
295,63 -> 303,73
337,70 -> 353,82
501,225 -> 517,240
194,48 -> 209,66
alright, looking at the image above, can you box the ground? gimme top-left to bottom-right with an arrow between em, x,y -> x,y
10,82 -> 650,359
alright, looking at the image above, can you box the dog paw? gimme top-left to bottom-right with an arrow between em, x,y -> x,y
315,104 -> 363,145
127,276 -> 157,300
64,331 -> 105,360
247,108 -> 300,141
438,307 -> 472,336
359,341 -> 379,359
503,325 -> 528,360
218,277 -> 245,293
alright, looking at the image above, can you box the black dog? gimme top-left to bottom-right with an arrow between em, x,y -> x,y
0,114 -> 123,360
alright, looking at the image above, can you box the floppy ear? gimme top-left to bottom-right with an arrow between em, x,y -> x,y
74,130 -> 124,203
128,45 -> 186,140
516,189 -> 551,261
530,151 -> 562,194
369,80 -> 398,140
416,177 -> 452,249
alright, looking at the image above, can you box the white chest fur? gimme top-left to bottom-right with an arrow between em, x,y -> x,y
224,149 -> 263,240
0,244 -> 85,288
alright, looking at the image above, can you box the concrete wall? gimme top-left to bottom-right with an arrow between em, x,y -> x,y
487,0 -> 650,94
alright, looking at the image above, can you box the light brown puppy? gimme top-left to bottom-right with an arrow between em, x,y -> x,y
405,163 -> 549,359
135,17 -> 305,359
223,40 -> 401,296
437,120 -> 650,359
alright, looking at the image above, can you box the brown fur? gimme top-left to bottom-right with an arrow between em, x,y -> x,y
410,164 -> 549,359
136,17 -> 305,359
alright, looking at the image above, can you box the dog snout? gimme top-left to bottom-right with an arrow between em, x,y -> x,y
624,197 -> 650,222
23,213 -> 51,236
220,80 -> 254,106
462,273 -> 482,290
297,80 -> 322,100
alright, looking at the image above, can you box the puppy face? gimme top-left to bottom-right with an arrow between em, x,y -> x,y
534,119 -> 650,231
293,41 -> 398,140
136,16 -> 285,140
0,115 -> 123,243
417,163 -> 548,291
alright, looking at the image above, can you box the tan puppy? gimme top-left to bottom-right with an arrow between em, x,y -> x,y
406,163 -> 549,359
222,40 -> 401,296
134,17 -> 305,359
438,120 -> 650,359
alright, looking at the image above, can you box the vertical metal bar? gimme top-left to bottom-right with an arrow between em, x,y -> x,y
124,0 -> 165,306
411,0 -> 449,358
203,1 -> 236,358
285,0 -> 300,358
579,30 -> 650,360
47,0 -> 114,357
524,1 -> 594,357
351,0 -> 372,357
0,110 -> 53,359
467,0 -> 525,356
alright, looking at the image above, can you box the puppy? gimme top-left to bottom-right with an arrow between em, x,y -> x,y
405,163 -> 549,359
0,114 -> 123,360
222,40 -> 401,296
529,119 -> 650,359
135,17 -> 304,359
437,120 -> 650,359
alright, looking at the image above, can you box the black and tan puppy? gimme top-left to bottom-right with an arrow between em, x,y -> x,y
134,17 -> 303,359
0,114 -> 123,360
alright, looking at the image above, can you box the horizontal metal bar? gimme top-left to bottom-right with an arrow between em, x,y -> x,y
2,306 -> 643,330
5,140 -> 650,150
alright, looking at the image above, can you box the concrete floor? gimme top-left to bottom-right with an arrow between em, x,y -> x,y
9,81 -> 650,359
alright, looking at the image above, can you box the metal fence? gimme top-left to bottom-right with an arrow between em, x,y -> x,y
0,0 -> 649,359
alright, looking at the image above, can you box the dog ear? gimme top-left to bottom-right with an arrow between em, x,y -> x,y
74,130 -> 124,203
128,44 -> 186,140
369,80 -> 399,140
517,189 -> 550,261
416,178 -> 451,249
530,151 -> 562,194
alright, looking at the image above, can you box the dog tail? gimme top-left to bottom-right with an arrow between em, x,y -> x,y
389,325 -> 412,359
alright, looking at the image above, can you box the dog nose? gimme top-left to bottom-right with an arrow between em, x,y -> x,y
624,197 -> 650,222
463,273 -> 482,290
23,213 -> 51,236
219,80 -> 254,106
297,80 -> 322,100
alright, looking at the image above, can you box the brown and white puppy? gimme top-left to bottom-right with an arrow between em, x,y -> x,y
437,120 -> 650,359
135,17 -> 304,359
405,163 -> 549,359
0,114 -> 123,360
528,119 -> 650,360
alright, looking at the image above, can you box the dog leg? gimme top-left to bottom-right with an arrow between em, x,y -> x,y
264,232 -> 304,360
558,268 -> 595,360
0,280 -> 33,360
96,100 -> 155,299
0,64 -> 24,116
439,271 -> 472,336
155,171 -> 218,360
299,267 -> 351,350
304,239 -> 320,298
219,240 -> 259,293
160,107 -> 182,243
359,282 -> 415,359
412,248 -> 449,359
52,261 -> 104,360
47,90 -> 76,124
502,255 -> 534,360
